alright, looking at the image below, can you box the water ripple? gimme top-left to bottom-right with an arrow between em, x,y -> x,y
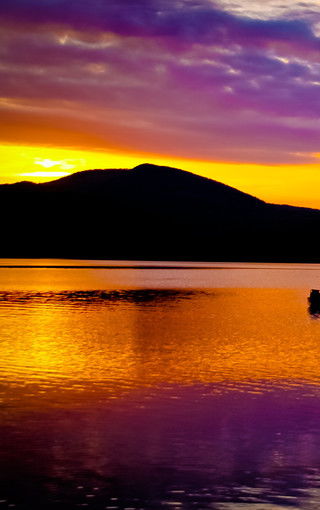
0,289 -> 200,307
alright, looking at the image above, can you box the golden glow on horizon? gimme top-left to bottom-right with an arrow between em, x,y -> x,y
34,157 -> 77,170
1,143 -> 320,209
21,171 -> 71,178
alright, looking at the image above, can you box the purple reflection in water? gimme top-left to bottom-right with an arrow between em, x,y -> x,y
1,262 -> 320,509
1,386 -> 320,509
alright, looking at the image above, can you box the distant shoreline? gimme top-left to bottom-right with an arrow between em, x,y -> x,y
1,262 -> 320,270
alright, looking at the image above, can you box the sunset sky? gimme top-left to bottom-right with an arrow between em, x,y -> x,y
1,0 -> 320,207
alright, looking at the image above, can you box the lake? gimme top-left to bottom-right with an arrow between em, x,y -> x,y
1,259 -> 320,510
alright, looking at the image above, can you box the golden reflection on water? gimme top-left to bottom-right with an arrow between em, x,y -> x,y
0,279 -> 319,407
3,265 -> 320,509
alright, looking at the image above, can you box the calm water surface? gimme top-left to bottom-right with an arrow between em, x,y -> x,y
1,259 -> 320,509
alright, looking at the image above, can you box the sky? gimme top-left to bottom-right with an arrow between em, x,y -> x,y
0,0 -> 320,207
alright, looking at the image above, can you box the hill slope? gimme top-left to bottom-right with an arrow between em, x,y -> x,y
1,163 -> 320,261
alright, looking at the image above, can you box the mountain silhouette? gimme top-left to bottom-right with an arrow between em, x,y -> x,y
1,163 -> 320,261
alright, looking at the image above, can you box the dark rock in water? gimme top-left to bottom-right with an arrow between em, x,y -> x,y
309,289 -> 320,315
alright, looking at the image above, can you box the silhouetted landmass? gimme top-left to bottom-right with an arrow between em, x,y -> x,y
1,163 -> 320,261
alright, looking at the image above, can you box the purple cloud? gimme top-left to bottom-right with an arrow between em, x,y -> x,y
1,0 -> 319,50
0,0 -> 320,164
